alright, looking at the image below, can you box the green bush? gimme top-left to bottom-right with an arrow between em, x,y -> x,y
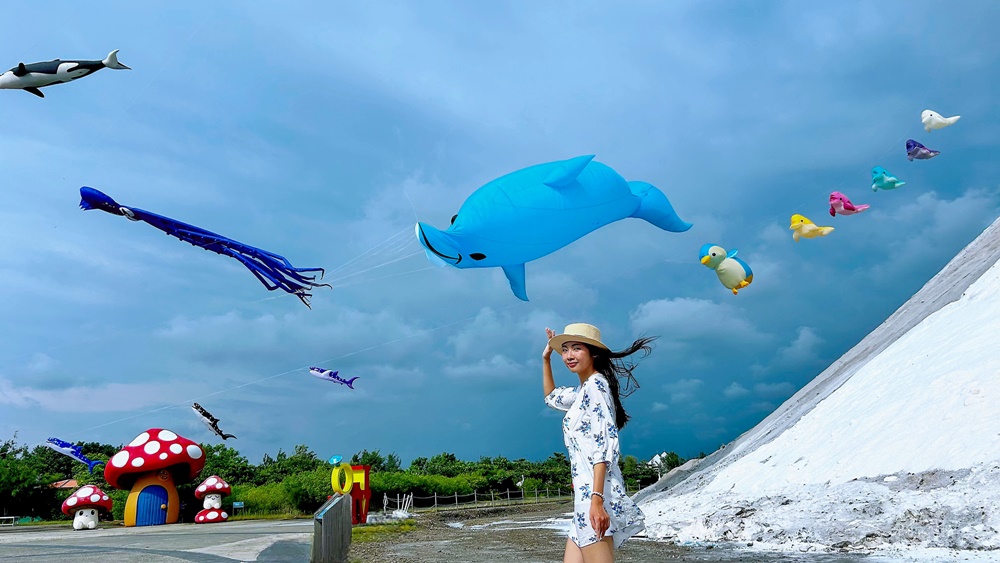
230,483 -> 294,514
109,489 -> 129,521
370,472 -> 487,497
283,468 -> 333,513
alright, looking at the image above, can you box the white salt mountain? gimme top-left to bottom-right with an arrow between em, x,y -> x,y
636,216 -> 1000,557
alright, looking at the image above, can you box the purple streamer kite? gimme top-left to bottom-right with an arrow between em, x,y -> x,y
79,187 -> 329,308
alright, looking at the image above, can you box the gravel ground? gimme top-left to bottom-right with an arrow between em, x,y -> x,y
347,502 -> 872,563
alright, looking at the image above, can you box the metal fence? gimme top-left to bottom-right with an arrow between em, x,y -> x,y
381,485 -> 639,514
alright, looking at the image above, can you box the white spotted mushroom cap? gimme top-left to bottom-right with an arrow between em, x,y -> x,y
194,475 -> 232,499
61,485 -> 113,516
104,428 -> 205,490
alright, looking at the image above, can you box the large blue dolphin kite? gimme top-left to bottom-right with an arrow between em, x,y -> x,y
415,155 -> 692,300
0,50 -> 129,98
79,187 -> 330,308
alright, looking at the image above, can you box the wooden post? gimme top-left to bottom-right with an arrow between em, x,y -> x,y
311,493 -> 350,563
433,492 -> 437,511
491,491 -> 494,506
474,491 -> 477,507
454,491 -> 458,507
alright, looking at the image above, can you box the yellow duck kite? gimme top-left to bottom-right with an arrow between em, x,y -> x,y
790,214 -> 834,242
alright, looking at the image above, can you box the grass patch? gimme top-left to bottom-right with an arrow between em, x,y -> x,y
351,519 -> 417,543
228,510 -> 307,521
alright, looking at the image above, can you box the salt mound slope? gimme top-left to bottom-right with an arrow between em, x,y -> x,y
637,217 -> 1000,553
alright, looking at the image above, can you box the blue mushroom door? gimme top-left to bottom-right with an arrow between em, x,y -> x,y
135,485 -> 168,526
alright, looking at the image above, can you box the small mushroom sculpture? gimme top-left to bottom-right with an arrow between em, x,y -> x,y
61,485 -> 113,530
193,475 -> 232,523
104,428 -> 205,527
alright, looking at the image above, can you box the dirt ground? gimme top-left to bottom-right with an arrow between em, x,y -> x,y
347,501 -> 868,563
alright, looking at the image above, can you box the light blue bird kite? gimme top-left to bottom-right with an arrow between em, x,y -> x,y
700,244 -> 753,295
415,155 -> 692,300
872,166 -> 906,192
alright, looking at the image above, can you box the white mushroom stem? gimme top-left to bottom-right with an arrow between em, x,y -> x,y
203,493 -> 222,510
73,508 -> 99,531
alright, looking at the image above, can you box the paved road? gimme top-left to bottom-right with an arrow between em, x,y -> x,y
0,520 -> 312,562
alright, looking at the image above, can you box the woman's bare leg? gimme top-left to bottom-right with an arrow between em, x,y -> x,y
563,538 -> 585,563
580,537 -> 614,563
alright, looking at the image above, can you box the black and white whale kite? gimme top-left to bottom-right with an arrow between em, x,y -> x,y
0,50 -> 130,98
191,403 -> 237,440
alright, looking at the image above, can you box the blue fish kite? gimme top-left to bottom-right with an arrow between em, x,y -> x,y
309,367 -> 359,389
906,139 -> 940,161
0,50 -> 130,98
79,187 -> 330,308
44,438 -> 105,474
415,155 -> 692,300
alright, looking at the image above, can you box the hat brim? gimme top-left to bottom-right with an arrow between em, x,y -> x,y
548,334 -> 610,352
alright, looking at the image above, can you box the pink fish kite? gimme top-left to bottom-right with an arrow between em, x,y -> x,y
829,192 -> 870,217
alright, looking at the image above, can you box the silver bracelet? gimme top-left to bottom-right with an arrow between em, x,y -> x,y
591,491 -> 604,499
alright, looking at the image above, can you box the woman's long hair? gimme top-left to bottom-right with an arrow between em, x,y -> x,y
586,336 -> 657,430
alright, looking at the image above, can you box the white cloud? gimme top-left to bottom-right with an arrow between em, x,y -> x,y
723,382 -> 750,399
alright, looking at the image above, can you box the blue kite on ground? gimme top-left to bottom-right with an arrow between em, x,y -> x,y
79,187 -> 330,308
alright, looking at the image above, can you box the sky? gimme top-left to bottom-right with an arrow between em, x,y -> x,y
1,1 -> 999,468
640,250 -> 1000,555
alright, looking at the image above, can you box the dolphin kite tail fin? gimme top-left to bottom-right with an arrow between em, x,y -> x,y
501,264 -> 529,301
222,434 -> 237,440
820,227 -> 835,236
87,459 -> 106,474
627,181 -> 692,233
103,49 -> 131,70
345,377 -> 359,389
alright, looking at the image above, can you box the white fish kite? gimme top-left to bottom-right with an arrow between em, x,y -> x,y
44,437 -> 105,473
921,109 -> 960,132
191,403 -> 236,440
309,367 -> 359,389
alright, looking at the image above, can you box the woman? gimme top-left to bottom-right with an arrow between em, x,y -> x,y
543,323 -> 655,563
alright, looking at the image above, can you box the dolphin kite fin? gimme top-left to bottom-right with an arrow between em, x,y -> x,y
501,264 -> 529,301
543,155 -> 595,188
103,49 -> 131,70
344,377 -> 359,389
628,181 -> 692,232
24,87 -> 44,98
14,63 -> 27,77
87,459 -> 106,474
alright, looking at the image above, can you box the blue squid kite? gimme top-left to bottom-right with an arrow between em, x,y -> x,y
79,187 -> 330,307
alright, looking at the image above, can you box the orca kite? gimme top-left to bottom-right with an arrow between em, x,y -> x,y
0,50 -> 130,98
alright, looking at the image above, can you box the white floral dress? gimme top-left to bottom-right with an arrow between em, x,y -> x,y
545,374 -> 645,549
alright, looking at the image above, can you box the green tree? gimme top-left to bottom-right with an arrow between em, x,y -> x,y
351,449 -> 387,472
408,457 -> 428,474
199,443 -> 256,485
426,452 -> 466,477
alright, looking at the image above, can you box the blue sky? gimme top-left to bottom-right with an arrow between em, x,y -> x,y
1,1 -> 998,467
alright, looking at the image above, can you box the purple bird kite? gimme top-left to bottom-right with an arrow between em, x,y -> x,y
906,139 -> 940,161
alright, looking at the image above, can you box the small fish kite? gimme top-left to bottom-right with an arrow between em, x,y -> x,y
0,50 -> 130,98
829,192 -> 870,217
699,244 -> 753,295
44,437 -> 105,473
309,367 -> 359,389
79,187 -> 330,308
191,403 -> 236,440
790,214 -> 834,242
871,167 -> 906,192
921,109 -> 960,132
906,139 -> 940,161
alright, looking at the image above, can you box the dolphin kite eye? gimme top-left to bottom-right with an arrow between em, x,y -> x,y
451,214 -> 458,225
470,253 -> 486,260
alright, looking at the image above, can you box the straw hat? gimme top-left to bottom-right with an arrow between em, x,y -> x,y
548,323 -> 610,352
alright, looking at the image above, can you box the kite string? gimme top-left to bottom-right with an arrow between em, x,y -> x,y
79,304 -> 520,433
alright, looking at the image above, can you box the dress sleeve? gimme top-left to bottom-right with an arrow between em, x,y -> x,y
578,377 -> 619,466
544,386 -> 578,412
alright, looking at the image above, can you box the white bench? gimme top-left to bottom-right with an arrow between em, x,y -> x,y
0,516 -> 17,527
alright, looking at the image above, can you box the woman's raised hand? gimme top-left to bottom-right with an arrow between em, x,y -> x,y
542,327 -> 556,360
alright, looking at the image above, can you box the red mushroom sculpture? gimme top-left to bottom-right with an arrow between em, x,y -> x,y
104,428 -> 205,527
194,475 -> 232,523
61,485 -> 113,530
